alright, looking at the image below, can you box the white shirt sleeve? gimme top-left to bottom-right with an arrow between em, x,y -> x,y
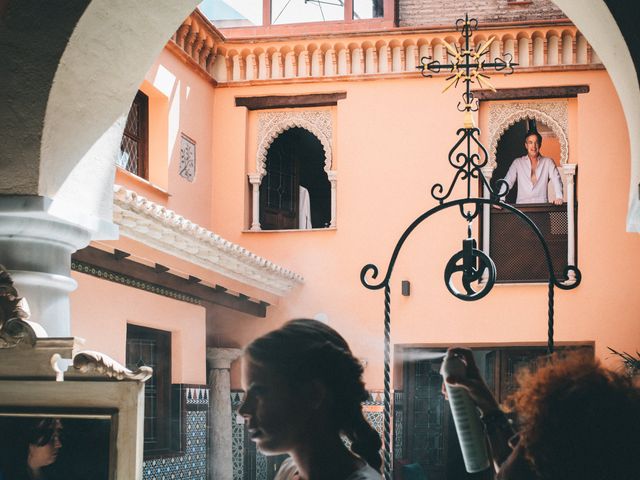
548,160 -> 564,200
501,159 -> 518,196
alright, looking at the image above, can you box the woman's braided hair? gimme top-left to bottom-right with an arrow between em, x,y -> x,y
246,319 -> 382,471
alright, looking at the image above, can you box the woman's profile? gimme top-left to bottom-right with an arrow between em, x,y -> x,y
239,318 -> 382,480
0,417 -> 63,480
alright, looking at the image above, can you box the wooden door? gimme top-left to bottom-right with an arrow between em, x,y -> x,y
260,139 -> 299,230
404,352 -> 449,480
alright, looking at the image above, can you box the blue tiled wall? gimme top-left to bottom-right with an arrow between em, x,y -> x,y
143,386 -> 209,480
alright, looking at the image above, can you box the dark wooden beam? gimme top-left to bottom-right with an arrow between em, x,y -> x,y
72,246 -> 266,317
235,92 -> 347,110
113,249 -> 131,260
474,85 -> 590,101
154,263 -> 170,274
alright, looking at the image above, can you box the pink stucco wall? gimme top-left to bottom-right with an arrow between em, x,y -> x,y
121,48 -> 218,229
209,64 -> 640,388
70,271 -> 207,385
85,29 -> 640,392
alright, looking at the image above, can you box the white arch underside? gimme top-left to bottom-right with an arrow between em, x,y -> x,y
488,101 -> 569,169
256,110 -> 333,178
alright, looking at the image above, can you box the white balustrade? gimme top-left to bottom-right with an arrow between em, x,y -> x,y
172,16 -> 598,83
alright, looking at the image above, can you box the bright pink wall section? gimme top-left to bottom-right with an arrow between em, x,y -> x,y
70,272 -> 207,385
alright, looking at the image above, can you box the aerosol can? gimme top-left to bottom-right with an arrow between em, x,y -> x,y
440,354 -> 490,473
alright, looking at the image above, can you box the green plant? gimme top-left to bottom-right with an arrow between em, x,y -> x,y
607,347 -> 640,377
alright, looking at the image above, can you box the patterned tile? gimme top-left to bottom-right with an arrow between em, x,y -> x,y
143,386 -> 209,480
231,391 -> 245,480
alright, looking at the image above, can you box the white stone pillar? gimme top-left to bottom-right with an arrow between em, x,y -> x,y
481,166 -> 494,283
563,163 -> 577,282
249,174 -> 262,231
0,196 -> 92,336
207,347 -> 242,480
327,170 -> 337,228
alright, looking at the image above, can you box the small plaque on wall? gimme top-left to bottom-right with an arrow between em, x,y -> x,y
179,134 -> 196,182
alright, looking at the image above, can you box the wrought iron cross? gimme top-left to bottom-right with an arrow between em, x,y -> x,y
417,14 -> 517,117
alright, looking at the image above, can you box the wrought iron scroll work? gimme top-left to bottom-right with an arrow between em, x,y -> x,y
418,13 -> 518,212
363,14 -> 582,480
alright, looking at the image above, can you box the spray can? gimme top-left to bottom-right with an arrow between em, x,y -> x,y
440,354 -> 490,473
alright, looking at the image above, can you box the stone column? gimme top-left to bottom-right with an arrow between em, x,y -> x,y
248,173 -> 262,231
207,347 -> 242,480
0,196 -> 92,336
563,163 -> 577,283
327,171 -> 337,228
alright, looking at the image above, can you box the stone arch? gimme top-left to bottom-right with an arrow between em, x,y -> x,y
256,111 -> 333,179
487,101 -> 569,169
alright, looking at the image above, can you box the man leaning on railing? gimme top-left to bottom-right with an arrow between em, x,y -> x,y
500,130 -> 563,205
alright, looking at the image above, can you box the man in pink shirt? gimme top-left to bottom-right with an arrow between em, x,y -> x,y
501,130 -> 564,205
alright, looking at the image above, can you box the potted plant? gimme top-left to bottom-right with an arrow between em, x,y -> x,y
607,347 -> 640,377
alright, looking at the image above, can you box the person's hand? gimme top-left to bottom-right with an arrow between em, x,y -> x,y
443,348 -> 501,415
552,198 -> 563,205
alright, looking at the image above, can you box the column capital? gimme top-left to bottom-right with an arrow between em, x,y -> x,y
248,173 -> 262,184
207,347 -> 242,369
481,165 -> 495,178
562,163 -> 577,176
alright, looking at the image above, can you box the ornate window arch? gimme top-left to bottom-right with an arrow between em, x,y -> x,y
249,110 -> 337,230
487,101 -> 570,169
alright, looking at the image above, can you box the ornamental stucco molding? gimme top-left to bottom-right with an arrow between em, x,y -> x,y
112,185 -> 304,296
73,350 -> 153,382
487,101 -> 569,169
256,110 -> 332,178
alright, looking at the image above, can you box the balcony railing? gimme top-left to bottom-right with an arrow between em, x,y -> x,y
170,13 -> 602,84
486,203 -> 577,283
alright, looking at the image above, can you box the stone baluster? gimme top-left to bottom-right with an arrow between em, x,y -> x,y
365,47 -> 376,74
200,40 -> 213,69
192,34 -> 206,65
176,23 -> 190,49
271,52 -> 282,79
378,46 -> 389,73
547,35 -> 559,65
185,28 -> 198,58
337,49 -> 348,75
257,53 -> 268,80
245,54 -> 256,80
325,49 -> 336,76
207,348 -> 242,480
405,45 -> 417,71
298,50 -> 309,77
351,48 -> 363,75
232,55 -> 242,81
561,33 -> 573,64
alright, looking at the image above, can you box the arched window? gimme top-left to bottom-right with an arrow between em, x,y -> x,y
484,114 -> 576,284
259,127 -> 331,230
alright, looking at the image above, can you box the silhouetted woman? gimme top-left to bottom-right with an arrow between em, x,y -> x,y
239,319 -> 382,480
